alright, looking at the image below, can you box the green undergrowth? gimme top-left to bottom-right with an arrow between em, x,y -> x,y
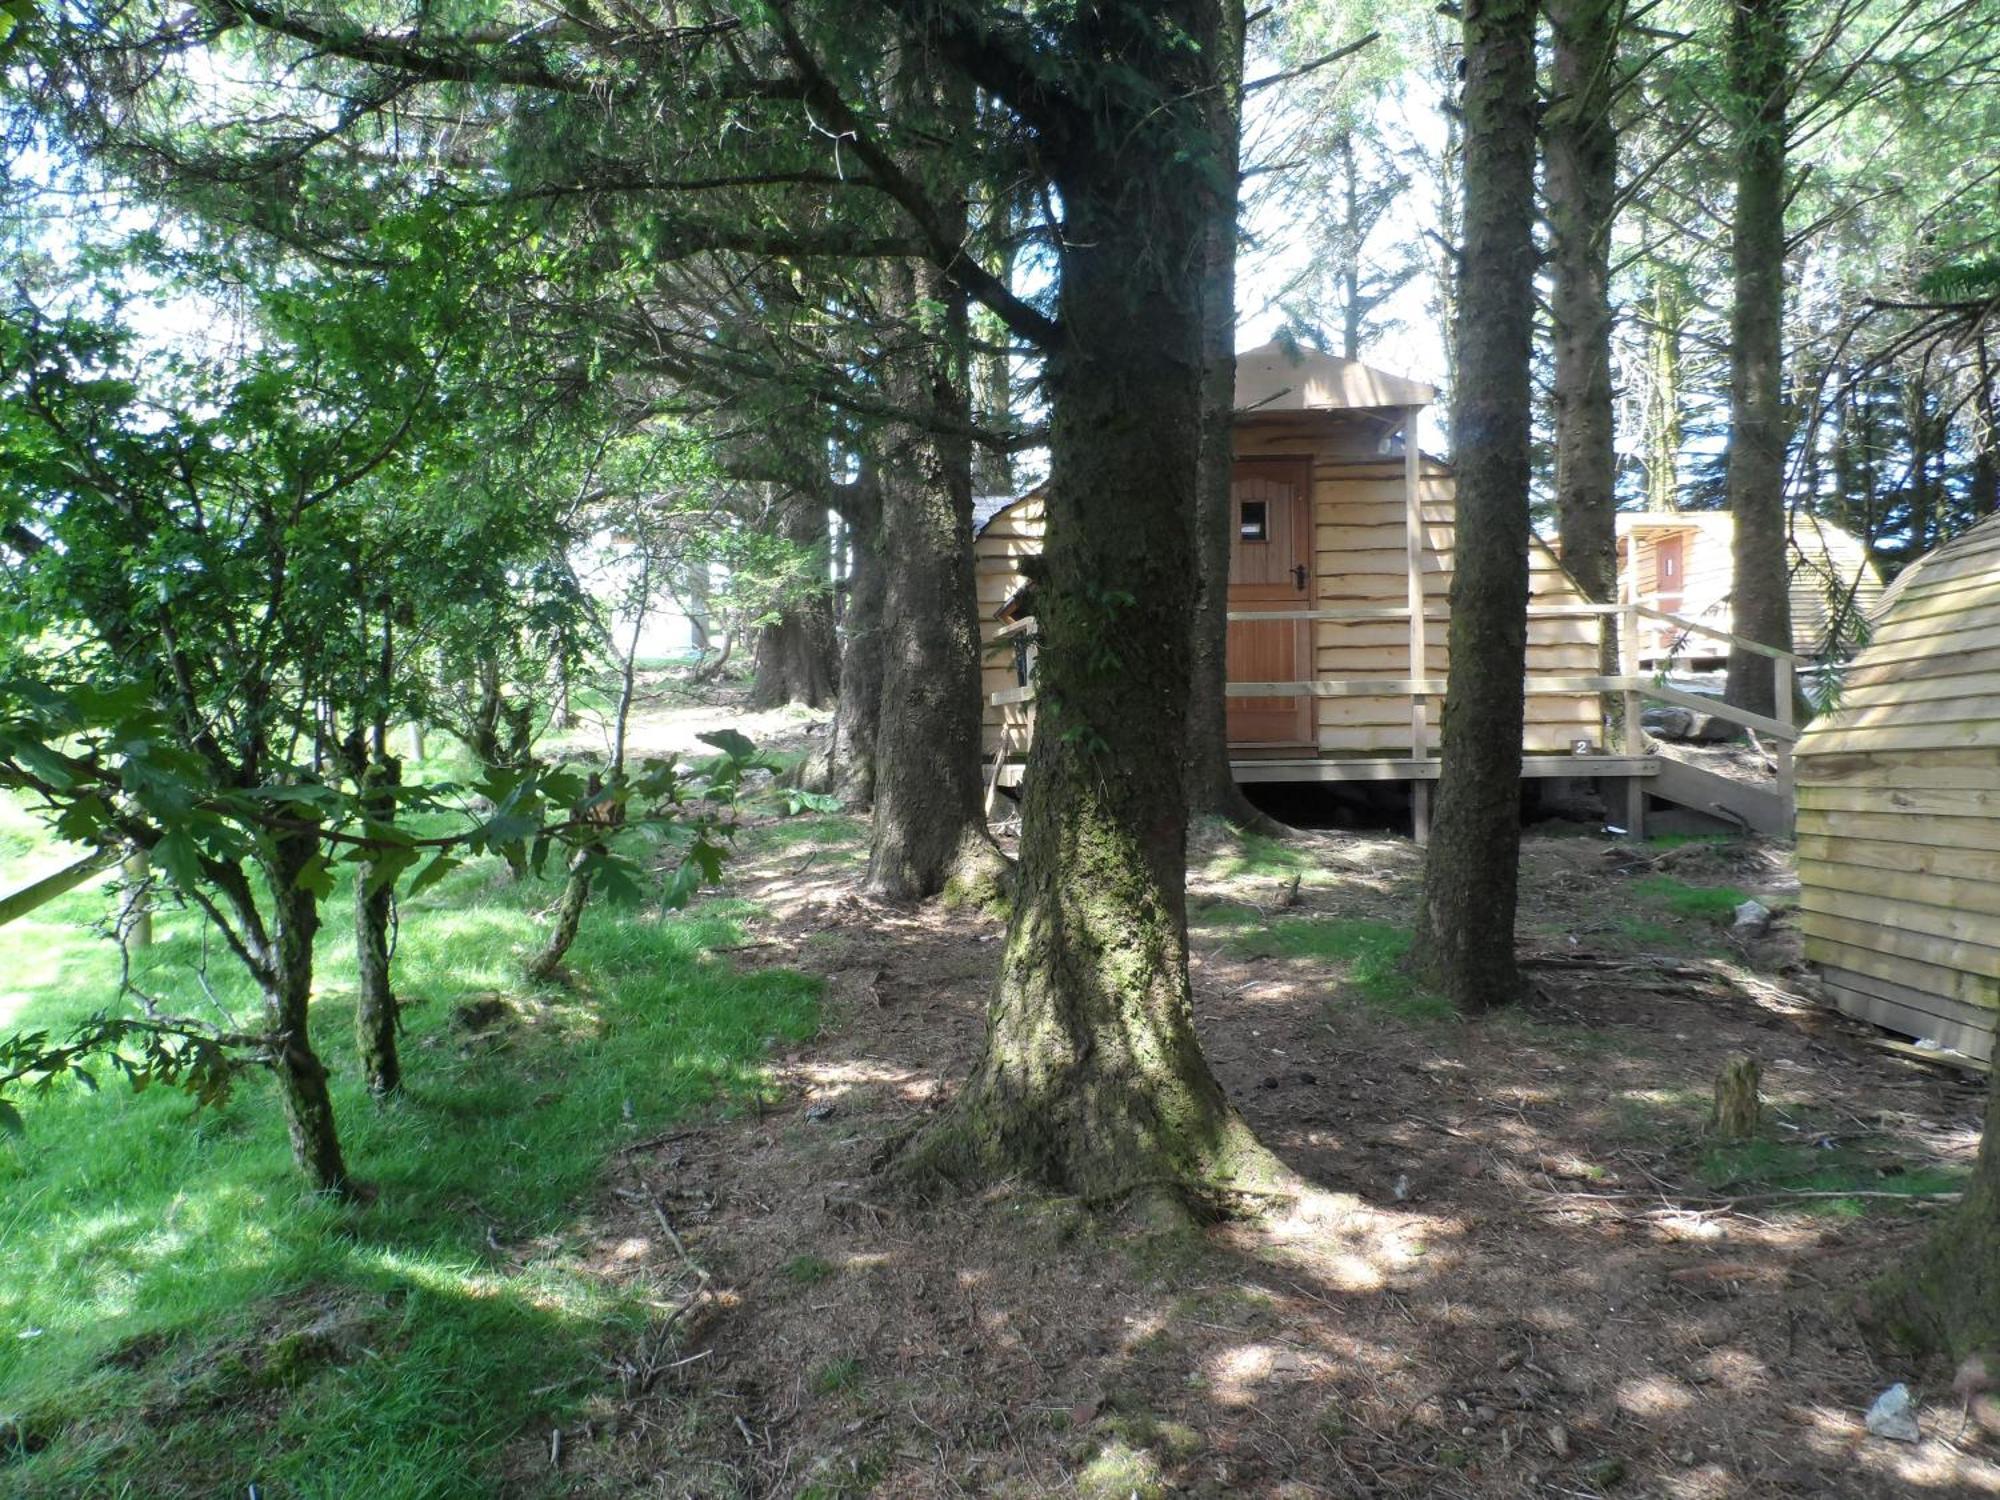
1694,1136 -> 1969,1215
1217,916 -> 1450,1022
1187,897 -> 1264,931
742,812 -> 869,858
0,806 -> 819,1498
1195,827 -> 1324,885
1634,874 -> 1753,921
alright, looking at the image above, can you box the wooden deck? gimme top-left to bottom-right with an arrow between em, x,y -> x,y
983,600 -> 1801,843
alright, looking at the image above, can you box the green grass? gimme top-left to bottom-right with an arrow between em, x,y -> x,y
1694,1137 -> 1969,1214
1220,917 -> 1450,1021
1186,899 -> 1265,931
811,1355 -> 862,1394
741,813 -> 869,853
1634,874 -> 1752,921
781,1253 -> 836,1286
1197,828 -> 1318,882
0,812 -> 819,1498
1612,916 -> 1683,948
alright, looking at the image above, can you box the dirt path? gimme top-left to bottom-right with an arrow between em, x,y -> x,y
539,782 -> 1993,1498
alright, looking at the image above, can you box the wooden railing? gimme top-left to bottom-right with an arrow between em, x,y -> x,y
988,601 -> 1802,792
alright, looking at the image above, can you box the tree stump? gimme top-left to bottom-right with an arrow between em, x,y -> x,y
1711,1054 -> 1761,1140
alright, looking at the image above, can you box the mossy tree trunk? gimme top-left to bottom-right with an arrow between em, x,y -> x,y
866,67 -> 1006,903
1866,1060 -> 2000,1361
1723,0 -> 1793,715
899,0 -> 1288,1211
1185,0 -> 1280,835
1410,0 -> 1538,1014
251,828 -> 351,1195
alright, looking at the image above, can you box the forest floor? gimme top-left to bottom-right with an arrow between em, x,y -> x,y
545,685 -> 1997,1499
1,673 -> 1993,1498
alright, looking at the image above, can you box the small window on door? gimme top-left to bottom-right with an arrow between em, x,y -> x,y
1239,500 -> 1268,542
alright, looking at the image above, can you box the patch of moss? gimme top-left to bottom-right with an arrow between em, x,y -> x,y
1077,1439 -> 1166,1500
1102,1411 -> 1203,1459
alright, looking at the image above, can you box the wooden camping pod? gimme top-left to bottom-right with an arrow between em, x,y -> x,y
1615,511 -> 1882,665
974,343 -> 1603,764
1795,512 -> 2000,1059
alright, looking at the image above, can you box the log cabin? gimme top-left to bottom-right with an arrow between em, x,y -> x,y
975,342 -> 1802,837
1615,510 -> 1882,667
1795,512 -> 2000,1059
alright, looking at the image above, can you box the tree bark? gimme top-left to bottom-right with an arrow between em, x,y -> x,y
864,66 -> 1008,904
1184,0 -> 1279,833
261,829 -> 350,1194
1547,0 -> 1619,610
806,474 -> 884,806
748,494 -> 838,709
898,0 -> 1288,1213
527,852 -> 592,983
1643,275 -> 1688,513
1546,0 -> 1621,725
1723,0 -> 1793,713
1863,1056 -> 2000,1361
354,753 -> 401,1097
1410,0 -> 1538,1015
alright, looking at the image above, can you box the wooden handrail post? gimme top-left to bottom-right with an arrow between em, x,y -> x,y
1619,600 -> 1644,757
1774,656 -> 1795,805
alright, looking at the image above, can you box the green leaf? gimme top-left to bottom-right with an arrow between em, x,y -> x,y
362,843 -> 421,898
697,728 -> 757,762
781,788 -> 842,815
0,1098 -> 23,1136
153,830 -> 202,891
294,853 -> 335,900
405,851 -> 461,900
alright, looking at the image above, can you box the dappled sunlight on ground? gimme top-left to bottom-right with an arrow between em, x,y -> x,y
545,817 -> 2000,1497
1792,1399 -> 2000,1491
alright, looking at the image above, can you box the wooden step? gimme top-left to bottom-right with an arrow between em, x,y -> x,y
1647,756 -> 1792,837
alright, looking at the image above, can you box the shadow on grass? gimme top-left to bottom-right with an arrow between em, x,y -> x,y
0,843 -> 819,1498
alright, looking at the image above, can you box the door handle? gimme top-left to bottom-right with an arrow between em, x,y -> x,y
1292,563 -> 1309,592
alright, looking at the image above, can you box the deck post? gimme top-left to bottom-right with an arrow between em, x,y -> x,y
1618,598 -> 1644,755
1411,779 -> 1431,845
1403,408 -> 1428,763
1617,596 -> 1646,840
1622,776 -> 1647,841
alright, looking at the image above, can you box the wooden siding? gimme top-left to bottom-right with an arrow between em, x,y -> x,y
1616,512 -> 1882,660
1794,513 -> 2000,1058
976,413 -> 1601,758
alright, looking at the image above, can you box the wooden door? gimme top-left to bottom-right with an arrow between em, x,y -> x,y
1655,534 -> 1686,614
1653,533 -> 1686,651
1226,459 -> 1314,747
